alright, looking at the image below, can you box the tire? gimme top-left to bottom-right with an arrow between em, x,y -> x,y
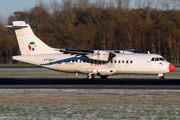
159,76 -> 164,79
87,75 -> 94,80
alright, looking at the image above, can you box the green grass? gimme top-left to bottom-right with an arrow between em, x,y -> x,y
172,63 -> 180,66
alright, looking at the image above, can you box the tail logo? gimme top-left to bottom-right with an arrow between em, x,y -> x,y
28,42 -> 36,51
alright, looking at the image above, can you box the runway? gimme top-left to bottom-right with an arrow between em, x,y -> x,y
0,78 -> 180,89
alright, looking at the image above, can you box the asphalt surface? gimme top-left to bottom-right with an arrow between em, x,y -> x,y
0,78 -> 180,89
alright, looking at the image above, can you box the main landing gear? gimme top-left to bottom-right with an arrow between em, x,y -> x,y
87,74 -> 108,80
87,74 -> 95,80
158,74 -> 164,79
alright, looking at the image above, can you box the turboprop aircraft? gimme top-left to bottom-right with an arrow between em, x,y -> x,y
7,21 -> 175,79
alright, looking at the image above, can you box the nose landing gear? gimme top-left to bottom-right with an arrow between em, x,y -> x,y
159,76 -> 164,79
158,74 -> 164,79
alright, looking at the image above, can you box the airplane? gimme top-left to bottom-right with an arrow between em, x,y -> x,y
7,21 -> 175,79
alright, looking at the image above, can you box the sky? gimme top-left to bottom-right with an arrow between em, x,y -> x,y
0,0 -> 131,20
0,0 -> 102,23
0,0 -> 52,22
0,0 -> 176,23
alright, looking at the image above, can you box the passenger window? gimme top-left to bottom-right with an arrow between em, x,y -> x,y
122,60 -> 124,63
114,60 -> 116,63
126,60 -> 128,63
111,60 -> 113,63
72,60 -> 74,62
68,60 -> 70,62
83,60 -> 85,62
130,60 -> 133,64
118,60 -> 121,63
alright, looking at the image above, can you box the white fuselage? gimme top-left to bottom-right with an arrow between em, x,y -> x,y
13,52 -> 171,76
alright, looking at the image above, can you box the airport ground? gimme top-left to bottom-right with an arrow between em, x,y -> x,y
0,66 -> 180,119
0,65 -> 179,79
0,89 -> 180,119
0,66 -> 179,89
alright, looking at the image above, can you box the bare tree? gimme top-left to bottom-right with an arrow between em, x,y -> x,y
49,0 -> 61,14
75,0 -> 90,10
122,0 -> 131,9
62,0 -> 74,10
61,0 -> 76,32
115,0 -> 122,9
107,0 -> 115,8
171,0 -> 180,10
94,0 -> 106,9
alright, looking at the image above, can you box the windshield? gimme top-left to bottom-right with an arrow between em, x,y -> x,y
151,57 -> 166,61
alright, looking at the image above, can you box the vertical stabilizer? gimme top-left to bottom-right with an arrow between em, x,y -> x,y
13,21 -> 58,55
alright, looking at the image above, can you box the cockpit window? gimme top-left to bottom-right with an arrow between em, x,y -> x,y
155,58 -> 159,61
151,57 -> 166,61
151,58 -> 155,61
159,57 -> 165,61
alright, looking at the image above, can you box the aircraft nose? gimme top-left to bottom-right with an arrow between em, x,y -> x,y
169,64 -> 175,72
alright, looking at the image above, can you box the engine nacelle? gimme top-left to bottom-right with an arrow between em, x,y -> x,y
85,50 -> 116,61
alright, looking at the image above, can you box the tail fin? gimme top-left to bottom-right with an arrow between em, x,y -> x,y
12,21 -> 59,55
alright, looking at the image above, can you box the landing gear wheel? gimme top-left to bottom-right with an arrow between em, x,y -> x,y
87,75 -> 94,80
101,76 -> 108,79
158,74 -> 164,79
159,76 -> 164,79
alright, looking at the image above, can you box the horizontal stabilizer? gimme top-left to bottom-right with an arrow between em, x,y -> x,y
5,25 -> 36,29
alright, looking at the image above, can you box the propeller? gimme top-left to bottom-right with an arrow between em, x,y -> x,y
108,53 -> 116,61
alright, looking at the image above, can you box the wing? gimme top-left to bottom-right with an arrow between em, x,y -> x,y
60,49 -> 139,61
60,49 -> 115,61
114,49 -> 140,53
60,49 -> 94,56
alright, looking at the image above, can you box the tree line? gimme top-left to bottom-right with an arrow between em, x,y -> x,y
0,0 -> 180,63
